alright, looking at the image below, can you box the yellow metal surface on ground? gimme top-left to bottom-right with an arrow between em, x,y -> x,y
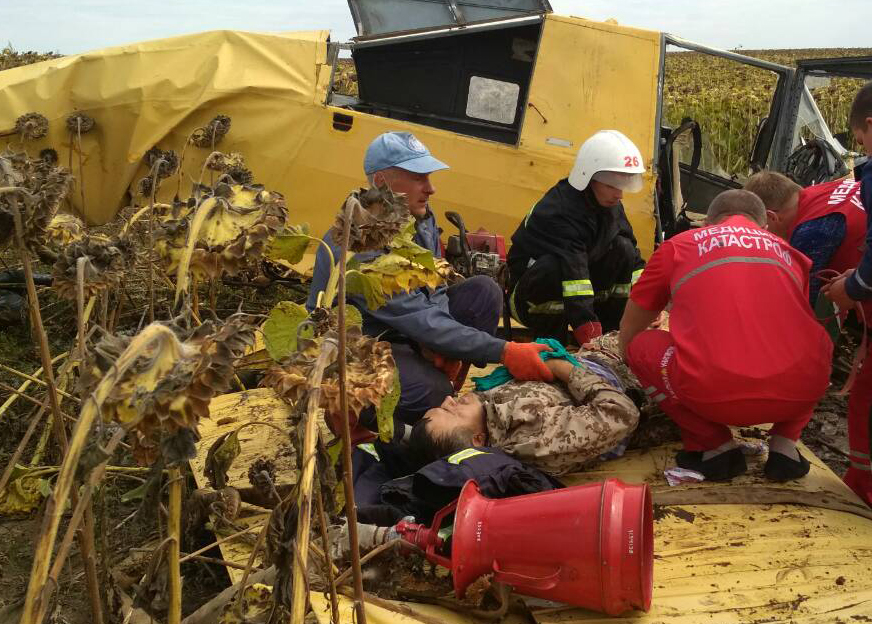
190,393 -> 872,620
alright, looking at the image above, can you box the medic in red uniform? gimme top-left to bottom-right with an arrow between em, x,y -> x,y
619,189 -> 832,481
747,170 -> 872,503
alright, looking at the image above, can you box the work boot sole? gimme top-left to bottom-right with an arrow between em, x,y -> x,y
676,447 -> 747,481
764,450 -> 811,482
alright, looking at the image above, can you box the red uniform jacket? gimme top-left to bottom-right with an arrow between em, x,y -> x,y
789,177 -> 867,275
631,215 -> 832,404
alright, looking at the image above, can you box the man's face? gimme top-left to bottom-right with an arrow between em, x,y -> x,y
589,179 -> 624,207
765,191 -> 800,240
375,167 -> 436,218
423,393 -> 486,444
853,118 -> 872,155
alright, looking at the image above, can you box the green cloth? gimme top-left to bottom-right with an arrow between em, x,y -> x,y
472,338 -> 580,391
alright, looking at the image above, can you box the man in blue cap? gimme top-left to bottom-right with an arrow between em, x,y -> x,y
307,132 -> 552,431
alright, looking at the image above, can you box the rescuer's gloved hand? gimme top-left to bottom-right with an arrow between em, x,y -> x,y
329,521 -> 401,560
501,342 -> 554,382
573,321 -> 603,346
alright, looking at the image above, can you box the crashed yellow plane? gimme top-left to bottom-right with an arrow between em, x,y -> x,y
3,1 -> 872,620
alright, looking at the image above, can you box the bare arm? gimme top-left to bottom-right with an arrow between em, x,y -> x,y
544,358 -> 574,384
618,299 -> 661,359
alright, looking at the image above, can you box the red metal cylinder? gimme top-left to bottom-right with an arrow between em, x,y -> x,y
445,478 -> 653,615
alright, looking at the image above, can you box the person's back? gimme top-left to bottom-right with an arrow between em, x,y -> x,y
621,189 -> 833,482
664,215 -> 831,404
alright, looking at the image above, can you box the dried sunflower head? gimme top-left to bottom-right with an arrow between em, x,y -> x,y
45,213 -> 85,248
155,181 -> 288,282
79,313 -> 256,465
136,175 -> 159,198
14,112 -> 49,140
223,165 -> 253,186
329,183 -> 410,252
205,152 -> 245,172
263,326 -> 396,418
39,148 -> 59,166
65,112 -> 95,134
51,236 -> 132,300
191,114 -> 232,148
144,146 -> 179,179
0,150 -> 72,260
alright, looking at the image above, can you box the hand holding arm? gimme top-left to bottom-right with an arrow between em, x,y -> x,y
822,270 -> 856,311
502,342 -> 554,381
544,358 -> 574,384
618,299 -> 661,359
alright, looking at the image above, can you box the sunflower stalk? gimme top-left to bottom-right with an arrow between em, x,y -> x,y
148,158 -> 162,323
20,324 -> 179,624
0,352 -> 68,424
289,337 -> 339,622
335,199 -> 367,623
315,484 -> 341,624
168,466 -> 183,624
10,196 -> 104,624
0,399 -> 48,494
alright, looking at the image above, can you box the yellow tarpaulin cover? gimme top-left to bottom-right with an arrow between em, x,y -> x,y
0,29 -> 332,225
191,390 -> 872,623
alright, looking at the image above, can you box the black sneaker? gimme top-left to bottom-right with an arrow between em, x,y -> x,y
764,449 -> 811,481
676,447 -> 747,481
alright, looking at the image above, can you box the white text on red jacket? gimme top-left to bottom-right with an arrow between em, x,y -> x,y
693,224 -> 793,265
827,179 -> 864,211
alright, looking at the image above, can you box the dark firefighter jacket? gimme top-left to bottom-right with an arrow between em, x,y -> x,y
508,178 -> 645,328
357,446 -> 561,526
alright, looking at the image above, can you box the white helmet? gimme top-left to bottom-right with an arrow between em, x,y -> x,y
568,130 -> 646,193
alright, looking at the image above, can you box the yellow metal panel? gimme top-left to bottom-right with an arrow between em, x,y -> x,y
190,389 -> 302,492
520,15 -> 663,258
534,502 -> 872,623
309,592 -> 531,624
190,400 -> 872,619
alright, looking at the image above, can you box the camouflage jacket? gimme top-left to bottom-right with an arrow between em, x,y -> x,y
481,364 -> 639,476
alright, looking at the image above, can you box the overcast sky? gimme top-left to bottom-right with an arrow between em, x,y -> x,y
1,0 -> 868,56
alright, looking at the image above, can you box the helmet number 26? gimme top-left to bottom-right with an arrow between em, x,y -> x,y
624,156 -> 640,167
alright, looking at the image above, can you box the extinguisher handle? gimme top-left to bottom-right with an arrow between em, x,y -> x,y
424,497 -> 459,569
492,561 -> 561,591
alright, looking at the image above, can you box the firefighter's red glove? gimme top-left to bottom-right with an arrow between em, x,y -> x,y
501,342 -> 554,382
573,321 -> 602,346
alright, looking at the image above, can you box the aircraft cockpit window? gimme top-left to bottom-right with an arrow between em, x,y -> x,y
466,76 -> 520,125
336,20 -> 543,145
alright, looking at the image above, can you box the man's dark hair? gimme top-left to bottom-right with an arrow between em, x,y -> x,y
408,418 -> 475,466
850,81 -> 872,130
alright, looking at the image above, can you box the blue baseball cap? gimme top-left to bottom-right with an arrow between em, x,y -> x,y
363,132 -> 449,175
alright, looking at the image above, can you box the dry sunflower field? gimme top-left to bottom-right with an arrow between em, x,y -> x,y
0,42 -> 450,622
0,43 -> 864,624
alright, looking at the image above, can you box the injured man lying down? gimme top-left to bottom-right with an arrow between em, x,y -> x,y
351,336 -> 642,527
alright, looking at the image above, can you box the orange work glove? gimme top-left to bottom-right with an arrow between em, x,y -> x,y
573,321 -> 602,346
501,342 -> 554,382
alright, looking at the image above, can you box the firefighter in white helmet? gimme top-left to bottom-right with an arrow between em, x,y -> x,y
507,130 -> 647,345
